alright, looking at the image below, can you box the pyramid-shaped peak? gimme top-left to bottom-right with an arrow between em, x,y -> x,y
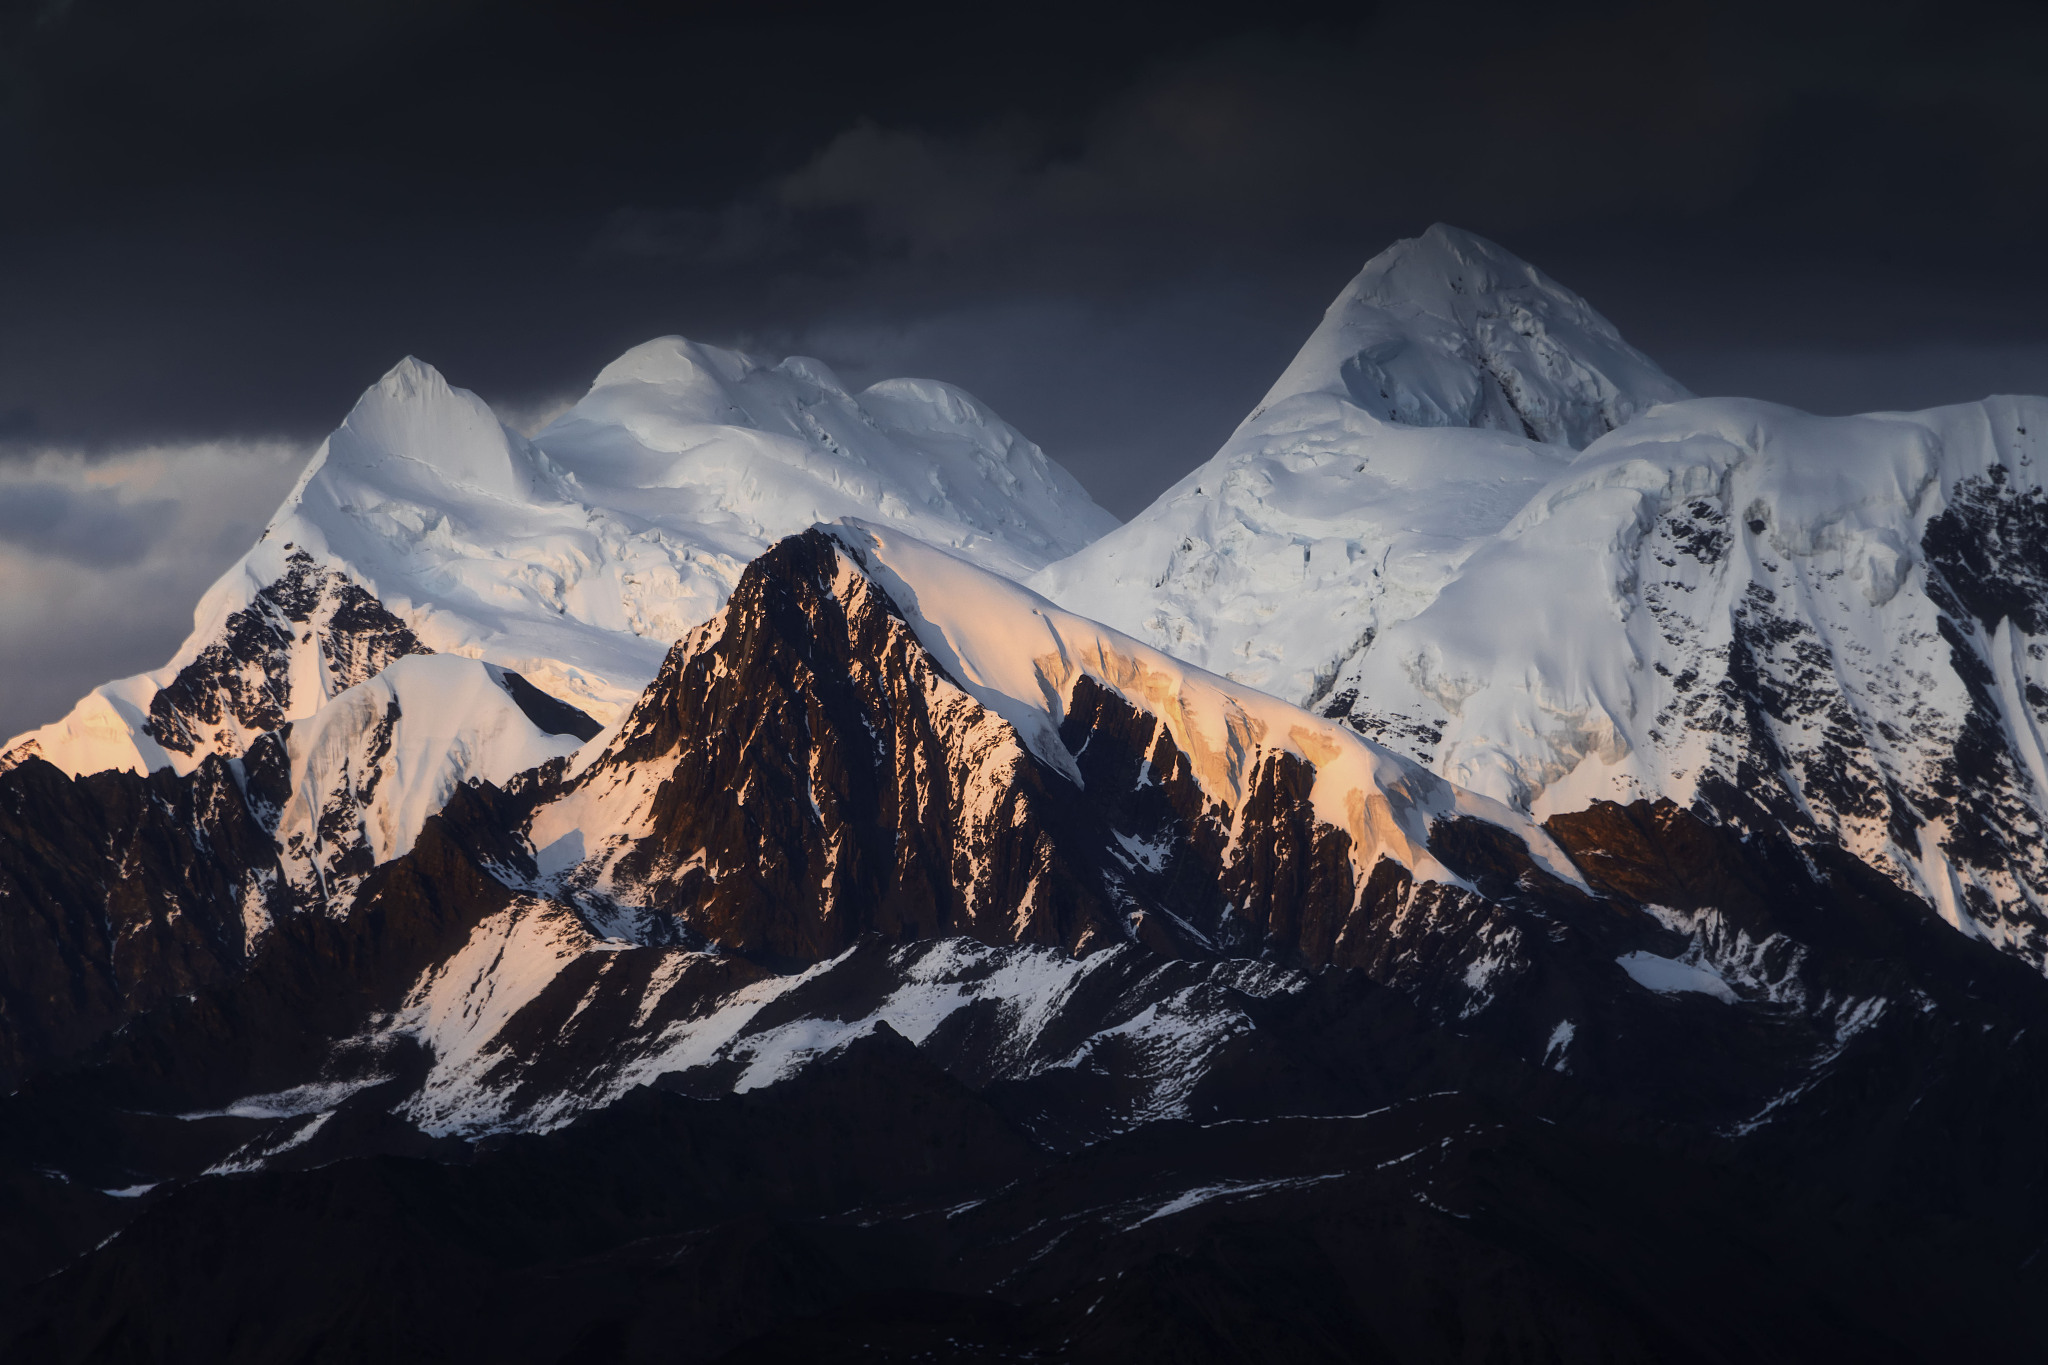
324,356 -> 537,502
1357,223 -> 1568,307
1255,224 -> 1690,449
382,353 -> 448,389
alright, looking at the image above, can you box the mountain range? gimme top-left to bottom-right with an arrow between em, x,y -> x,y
4,225 -> 2047,1361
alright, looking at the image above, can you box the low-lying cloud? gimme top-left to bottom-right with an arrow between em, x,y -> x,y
0,480 -> 178,567
0,441 -> 308,741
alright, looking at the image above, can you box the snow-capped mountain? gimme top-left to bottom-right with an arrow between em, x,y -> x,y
1330,395 -> 2048,965
8,229 -> 2048,1359
0,515 -> 1559,1112
527,522 -> 1578,961
10,511 -> 2048,1361
1033,223 -> 1690,706
4,341 -> 1115,780
1243,220 -> 1688,448
1041,224 -> 2048,974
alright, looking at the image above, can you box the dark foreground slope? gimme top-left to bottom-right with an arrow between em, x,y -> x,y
9,1022 -> 2044,1364
3,531 -> 2048,1361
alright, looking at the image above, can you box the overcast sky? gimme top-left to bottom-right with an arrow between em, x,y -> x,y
6,0 -> 2048,737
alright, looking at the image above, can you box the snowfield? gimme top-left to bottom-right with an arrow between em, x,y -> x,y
1034,223 -> 1690,705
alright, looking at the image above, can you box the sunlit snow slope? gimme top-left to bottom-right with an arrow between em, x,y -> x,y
6,342 -> 1117,780
1033,223 -> 1690,705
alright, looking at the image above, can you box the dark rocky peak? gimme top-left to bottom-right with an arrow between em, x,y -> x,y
527,527 -> 1591,1004
533,529 -> 1137,964
0,753 -> 286,1088
144,549 -> 431,766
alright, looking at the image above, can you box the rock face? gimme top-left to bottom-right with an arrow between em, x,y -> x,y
536,530 -> 1132,962
0,649 -> 594,1091
0,755 -> 275,1086
141,549 -> 433,765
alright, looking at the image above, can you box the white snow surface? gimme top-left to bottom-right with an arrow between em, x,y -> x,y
268,655 -> 586,899
1322,393 -> 2048,970
1616,950 -> 1738,1003
1126,1175 -> 1346,1229
1334,397 -> 2033,808
179,1077 -> 390,1122
1035,224 -> 1689,705
1248,222 -> 1689,450
10,342 -> 1116,777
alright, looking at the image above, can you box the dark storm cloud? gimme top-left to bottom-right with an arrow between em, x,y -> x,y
560,0 -> 2048,506
2,2 -> 2047,506
0,480 -> 176,566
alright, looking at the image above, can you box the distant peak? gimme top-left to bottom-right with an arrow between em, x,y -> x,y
1390,221 -> 1501,261
323,356 -> 537,502
1349,224 -> 1563,315
379,354 -> 452,395
387,351 -> 448,384
1251,225 -> 1690,449
587,336 -> 759,394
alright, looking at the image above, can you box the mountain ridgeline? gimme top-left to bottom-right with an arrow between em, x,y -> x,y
5,229 -> 2048,1360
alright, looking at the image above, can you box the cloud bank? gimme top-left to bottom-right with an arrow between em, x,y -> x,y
0,441 -> 307,740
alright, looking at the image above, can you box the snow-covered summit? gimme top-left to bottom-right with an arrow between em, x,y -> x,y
327,355 -> 546,503
536,337 -> 1109,578
1035,225 -> 1685,705
6,344 -> 1117,779
1248,223 -> 1691,447
1034,225 -> 2048,973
